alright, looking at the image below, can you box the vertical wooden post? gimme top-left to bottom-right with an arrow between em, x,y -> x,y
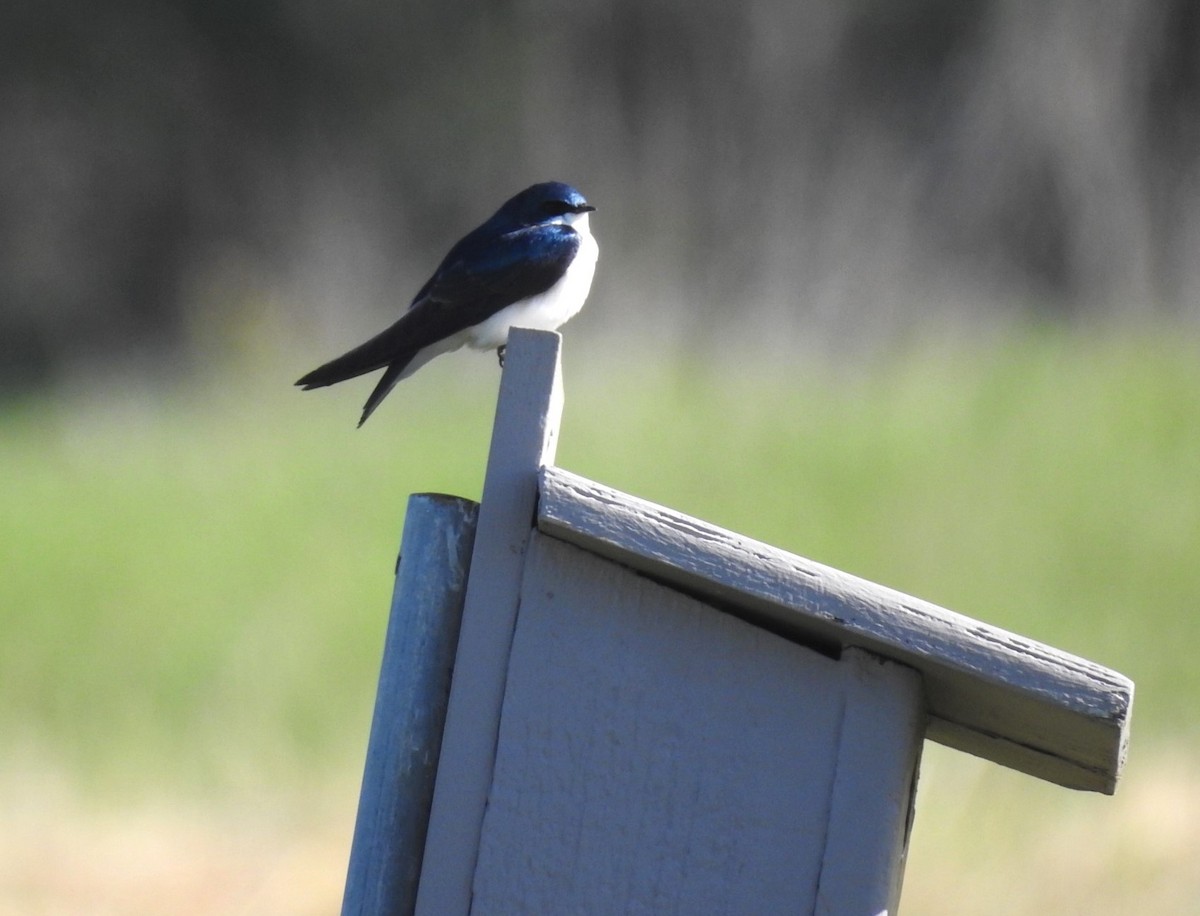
415,329 -> 564,916
341,493 -> 479,916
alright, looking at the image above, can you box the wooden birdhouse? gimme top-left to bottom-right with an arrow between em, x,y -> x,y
340,329 -> 1132,916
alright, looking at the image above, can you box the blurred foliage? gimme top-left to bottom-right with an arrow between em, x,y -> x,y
1,310 -> 1197,911
1,326 -> 1196,795
2,1 -> 1199,387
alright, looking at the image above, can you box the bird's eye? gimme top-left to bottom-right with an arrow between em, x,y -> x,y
540,200 -> 574,217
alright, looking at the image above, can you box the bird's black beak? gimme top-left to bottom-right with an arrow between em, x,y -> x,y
574,203 -> 596,214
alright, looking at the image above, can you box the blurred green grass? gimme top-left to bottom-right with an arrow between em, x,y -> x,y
1,324 -> 1197,797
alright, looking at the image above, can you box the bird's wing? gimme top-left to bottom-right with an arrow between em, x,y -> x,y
413,222 -> 581,326
295,224 -> 580,391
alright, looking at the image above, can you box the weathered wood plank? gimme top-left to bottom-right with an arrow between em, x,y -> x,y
537,465 -> 1133,794
342,493 -> 479,916
472,532 -> 848,914
815,648 -> 924,915
415,329 -> 564,916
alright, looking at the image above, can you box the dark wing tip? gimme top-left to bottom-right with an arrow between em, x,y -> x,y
356,396 -> 381,428
295,364 -> 345,390
295,368 -> 321,389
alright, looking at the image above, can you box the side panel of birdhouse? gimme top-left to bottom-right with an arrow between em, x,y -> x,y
471,533 -> 856,914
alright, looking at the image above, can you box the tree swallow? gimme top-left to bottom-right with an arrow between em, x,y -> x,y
296,181 -> 598,426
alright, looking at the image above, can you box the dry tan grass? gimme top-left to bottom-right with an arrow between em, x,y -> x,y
0,766 -> 353,916
904,742 -> 1200,915
2,744 -> 1196,915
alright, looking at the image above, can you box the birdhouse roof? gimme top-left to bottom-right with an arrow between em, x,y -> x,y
537,465 -> 1132,793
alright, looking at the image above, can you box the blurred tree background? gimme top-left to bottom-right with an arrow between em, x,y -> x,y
3,0 -> 1198,385
3,2 -> 1199,913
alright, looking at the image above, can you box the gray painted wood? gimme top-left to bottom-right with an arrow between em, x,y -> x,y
473,532 -> 869,914
815,648 -> 924,915
537,465 -> 1133,794
415,329 -> 564,916
342,493 -> 479,916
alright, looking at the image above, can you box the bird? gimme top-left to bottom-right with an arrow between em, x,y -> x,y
296,181 -> 598,426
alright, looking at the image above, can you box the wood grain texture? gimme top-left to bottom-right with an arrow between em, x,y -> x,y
415,330 -> 564,916
472,533 -> 923,915
341,494 -> 479,916
815,648 -> 924,915
537,465 -> 1133,794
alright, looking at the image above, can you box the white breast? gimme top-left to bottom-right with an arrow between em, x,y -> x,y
466,212 -> 599,351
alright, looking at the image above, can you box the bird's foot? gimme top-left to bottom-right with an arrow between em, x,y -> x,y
497,345 -> 506,368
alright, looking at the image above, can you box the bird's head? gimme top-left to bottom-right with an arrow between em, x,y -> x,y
495,182 -> 595,229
